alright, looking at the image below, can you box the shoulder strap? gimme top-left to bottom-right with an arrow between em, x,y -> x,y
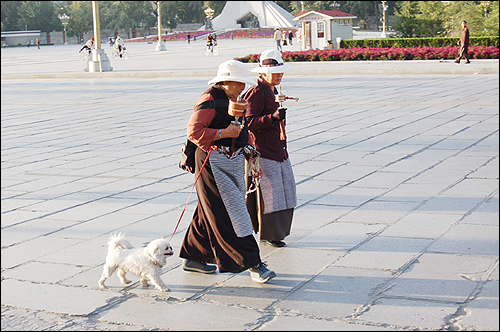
194,99 -> 228,112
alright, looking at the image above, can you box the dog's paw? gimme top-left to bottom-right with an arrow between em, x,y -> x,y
160,287 -> 171,292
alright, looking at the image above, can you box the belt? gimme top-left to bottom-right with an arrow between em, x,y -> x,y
215,145 -> 245,159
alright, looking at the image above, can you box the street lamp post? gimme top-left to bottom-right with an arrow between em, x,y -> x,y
482,1 -> 490,18
58,13 -> 70,44
151,1 -> 166,51
86,1 -> 112,72
381,1 -> 388,38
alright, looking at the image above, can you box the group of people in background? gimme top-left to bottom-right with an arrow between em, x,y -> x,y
273,27 -> 294,51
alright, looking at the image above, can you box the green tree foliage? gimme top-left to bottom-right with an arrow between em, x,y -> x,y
105,1 -> 152,32
17,1 -> 62,32
176,1 -> 205,24
394,1 -> 421,37
159,1 -> 179,31
415,1 -> 446,37
1,1 -> 22,31
342,1 -> 380,28
448,0 -> 497,37
395,1 -> 498,38
66,1 -> 93,39
483,0 -> 499,37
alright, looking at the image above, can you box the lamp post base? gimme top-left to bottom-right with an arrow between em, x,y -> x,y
85,49 -> 113,72
156,41 -> 166,51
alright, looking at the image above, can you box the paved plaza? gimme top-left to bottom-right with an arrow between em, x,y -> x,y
1,39 -> 499,330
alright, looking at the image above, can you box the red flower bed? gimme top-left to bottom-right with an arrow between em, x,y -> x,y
235,46 -> 499,62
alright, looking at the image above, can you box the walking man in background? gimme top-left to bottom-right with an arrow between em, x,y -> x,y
455,20 -> 470,64
273,28 -> 282,51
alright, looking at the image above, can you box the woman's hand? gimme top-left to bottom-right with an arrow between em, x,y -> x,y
215,123 -> 241,140
272,107 -> 286,121
224,123 -> 241,138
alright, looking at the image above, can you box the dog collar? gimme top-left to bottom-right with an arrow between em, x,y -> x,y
153,261 -> 163,268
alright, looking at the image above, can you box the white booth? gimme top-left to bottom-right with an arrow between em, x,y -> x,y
293,10 -> 356,50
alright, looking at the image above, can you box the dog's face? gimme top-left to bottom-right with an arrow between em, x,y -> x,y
147,239 -> 173,266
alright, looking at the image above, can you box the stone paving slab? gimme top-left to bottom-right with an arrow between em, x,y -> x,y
2,40 -> 499,330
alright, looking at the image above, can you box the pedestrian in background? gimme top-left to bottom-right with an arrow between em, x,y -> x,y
273,27 -> 282,51
243,49 -> 297,248
187,33 -> 191,44
288,30 -> 293,46
455,20 -> 470,64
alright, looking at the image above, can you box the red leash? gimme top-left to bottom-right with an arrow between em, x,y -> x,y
170,146 -> 216,241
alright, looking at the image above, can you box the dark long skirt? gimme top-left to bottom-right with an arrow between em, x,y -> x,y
179,147 -> 261,273
246,175 -> 294,242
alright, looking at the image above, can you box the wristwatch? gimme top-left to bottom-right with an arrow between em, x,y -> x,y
218,129 -> 222,139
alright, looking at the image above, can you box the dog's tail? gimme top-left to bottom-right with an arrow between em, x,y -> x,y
107,233 -> 133,250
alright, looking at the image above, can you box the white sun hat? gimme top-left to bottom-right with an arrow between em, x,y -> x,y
251,49 -> 293,74
208,60 -> 257,86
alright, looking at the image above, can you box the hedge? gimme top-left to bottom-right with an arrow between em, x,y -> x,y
340,36 -> 498,49
235,45 -> 499,62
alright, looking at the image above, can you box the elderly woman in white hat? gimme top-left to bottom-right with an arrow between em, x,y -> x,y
179,59 -> 276,283
243,49 -> 297,248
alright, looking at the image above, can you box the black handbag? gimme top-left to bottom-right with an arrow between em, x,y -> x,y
179,139 -> 197,173
179,99 -> 229,173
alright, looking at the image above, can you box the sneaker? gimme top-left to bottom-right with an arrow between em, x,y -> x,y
249,262 -> 276,283
263,240 -> 286,247
182,260 -> 217,273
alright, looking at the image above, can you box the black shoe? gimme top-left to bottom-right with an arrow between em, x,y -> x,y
465,61 -> 470,64
454,60 -> 460,63
182,260 -> 217,273
263,240 -> 286,247
249,262 -> 276,283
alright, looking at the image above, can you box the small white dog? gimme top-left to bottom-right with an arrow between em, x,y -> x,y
98,233 -> 173,292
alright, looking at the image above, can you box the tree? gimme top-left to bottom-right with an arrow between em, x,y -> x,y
66,1 -> 93,40
448,1 -> 495,37
105,1 -> 146,35
176,1 -> 205,24
274,1 -> 295,14
394,1 -> 421,37
1,1 -> 22,31
416,1 -> 446,37
159,1 -> 179,31
342,1 -> 380,30
483,0 -> 499,37
17,1 -> 61,32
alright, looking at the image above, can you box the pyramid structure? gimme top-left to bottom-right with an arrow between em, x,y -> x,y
201,1 -> 297,30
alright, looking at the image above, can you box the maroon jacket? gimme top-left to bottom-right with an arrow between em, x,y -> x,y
460,26 -> 469,48
244,77 -> 288,162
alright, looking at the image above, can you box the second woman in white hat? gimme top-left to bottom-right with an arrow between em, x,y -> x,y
243,50 -> 297,247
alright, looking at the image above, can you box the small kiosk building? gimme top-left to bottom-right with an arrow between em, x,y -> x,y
293,10 -> 356,50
